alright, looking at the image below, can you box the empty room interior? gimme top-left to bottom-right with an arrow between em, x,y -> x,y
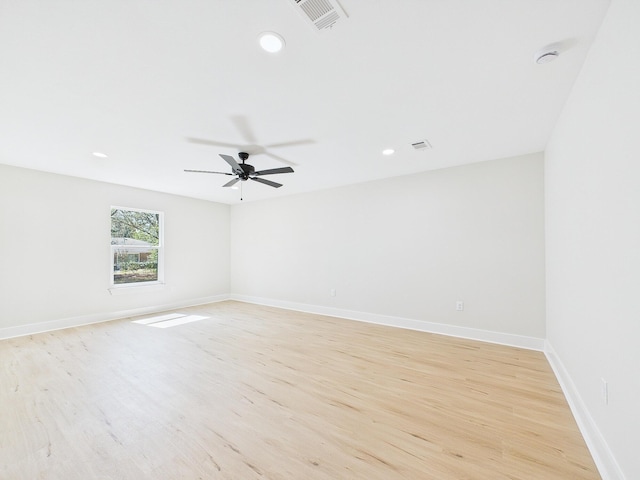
0,1 -> 638,479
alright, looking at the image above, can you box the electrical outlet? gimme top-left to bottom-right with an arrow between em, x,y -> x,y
330,288 -> 336,297
456,301 -> 464,311
601,378 -> 609,405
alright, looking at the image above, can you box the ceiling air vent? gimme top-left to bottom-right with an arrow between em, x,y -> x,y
412,140 -> 433,150
291,0 -> 348,33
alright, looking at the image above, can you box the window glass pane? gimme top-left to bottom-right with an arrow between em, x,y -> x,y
113,247 -> 158,285
110,207 -> 162,286
111,209 -> 160,246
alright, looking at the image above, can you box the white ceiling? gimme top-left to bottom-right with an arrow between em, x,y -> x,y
0,0 -> 610,204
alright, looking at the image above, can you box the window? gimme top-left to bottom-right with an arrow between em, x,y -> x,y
110,207 -> 163,286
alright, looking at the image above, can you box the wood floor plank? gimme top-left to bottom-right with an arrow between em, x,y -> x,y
0,301 -> 600,479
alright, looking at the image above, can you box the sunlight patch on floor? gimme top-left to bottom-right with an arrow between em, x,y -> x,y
132,313 -> 209,328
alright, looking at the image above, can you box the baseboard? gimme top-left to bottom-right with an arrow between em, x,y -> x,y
230,294 -> 545,351
544,341 -> 625,480
0,294 -> 230,340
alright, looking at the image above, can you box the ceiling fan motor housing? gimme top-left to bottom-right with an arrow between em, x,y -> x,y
240,163 -> 254,180
238,152 -> 252,179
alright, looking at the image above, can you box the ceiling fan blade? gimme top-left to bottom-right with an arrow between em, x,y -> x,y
184,169 -> 233,175
264,139 -> 315,149
222,177 -> 240,188
253,167 -> 294,176
229,115 -> 258,144
219,154 -> 244,175
250,177 -> 282,188
186,137 -> 239,149
263,151 -> 297,167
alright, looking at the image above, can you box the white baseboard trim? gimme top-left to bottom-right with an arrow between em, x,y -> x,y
230,294 -> 545,351
0,294 -> 230,340
544,341 -> 625,480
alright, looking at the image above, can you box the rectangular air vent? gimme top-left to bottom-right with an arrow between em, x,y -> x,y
412,140 -> 433,150
291,0 -> 348,33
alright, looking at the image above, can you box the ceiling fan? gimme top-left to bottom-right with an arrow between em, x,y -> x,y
184,152 -> 294,189
186,115 -> 315,167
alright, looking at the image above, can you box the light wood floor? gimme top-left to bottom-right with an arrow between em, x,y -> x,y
1,301 -> 599,479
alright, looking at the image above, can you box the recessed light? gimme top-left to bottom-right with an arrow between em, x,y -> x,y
231,185 -> 239,190
92,152 -> 108,158
258,32 -> 285,53
382,149 -> 395,156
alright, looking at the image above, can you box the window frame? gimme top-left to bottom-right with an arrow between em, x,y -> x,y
110,206 -> 165,289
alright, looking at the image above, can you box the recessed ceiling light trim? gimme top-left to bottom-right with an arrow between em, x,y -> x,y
258,32 -> 285,53
92,152 -> 109,158
382,148 -> 395,156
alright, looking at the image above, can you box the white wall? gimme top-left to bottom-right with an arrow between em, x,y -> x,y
231,153 -> 545,341
0,165 -> 230,333
545,0 -> 640,478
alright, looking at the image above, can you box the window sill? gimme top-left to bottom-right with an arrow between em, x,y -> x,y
108,282 -> 166,295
